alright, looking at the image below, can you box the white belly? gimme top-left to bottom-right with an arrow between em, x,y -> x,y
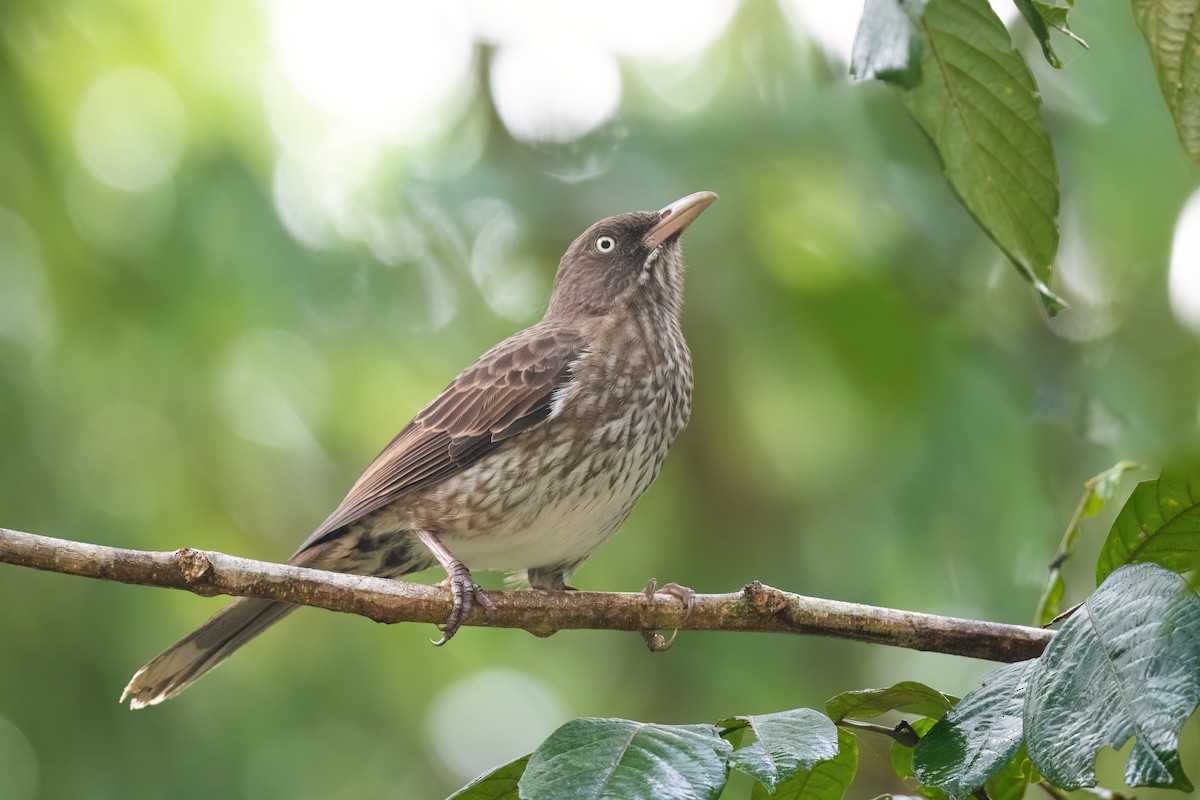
441,427 -> 658,573
447,488 -> 630,572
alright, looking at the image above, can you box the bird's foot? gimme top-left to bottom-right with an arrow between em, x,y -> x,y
432,564 -> 495,647
413,529 -> 494,646
640,578 -> 696,653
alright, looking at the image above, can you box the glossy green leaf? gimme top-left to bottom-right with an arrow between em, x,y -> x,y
1095,467 -> 1200,582
897,0 -> 1064,314
890,719 -> 948,800
851,0 -> 929,88
1024,564 -> 1200,790
719,709 -> 839,792
982,746 -> 1039,800
1036,461 -> 1140,626
826,682 -> 955,722
889,718 -> 935,780
518,718 -> 732,800
751,728 -> 859,800
1133,0 -> 1200,162
912,660 -> 1035,798
447,755 -> 528,800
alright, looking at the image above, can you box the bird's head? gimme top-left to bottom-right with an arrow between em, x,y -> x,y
545,191 -> 717,321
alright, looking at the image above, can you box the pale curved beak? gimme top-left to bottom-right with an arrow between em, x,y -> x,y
643,191 -> 718,250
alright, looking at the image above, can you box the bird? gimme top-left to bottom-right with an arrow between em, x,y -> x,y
121,191 -> 717,709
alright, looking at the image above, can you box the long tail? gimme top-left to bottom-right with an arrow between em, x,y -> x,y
120,597 -> 296,709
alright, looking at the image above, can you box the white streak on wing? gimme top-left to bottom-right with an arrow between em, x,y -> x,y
548,346 -> 589,421
548,383 -> 571,420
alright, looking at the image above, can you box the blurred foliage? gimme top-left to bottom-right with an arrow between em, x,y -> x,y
1034,458 -> 1138,625
1,1 -> 1200,799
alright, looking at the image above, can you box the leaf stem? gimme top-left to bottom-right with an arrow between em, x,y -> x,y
835,719 -> 920,747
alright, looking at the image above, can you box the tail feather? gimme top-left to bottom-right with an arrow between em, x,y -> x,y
121,597 -> 295,709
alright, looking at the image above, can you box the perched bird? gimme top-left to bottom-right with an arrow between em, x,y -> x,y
122,191 -> 717,708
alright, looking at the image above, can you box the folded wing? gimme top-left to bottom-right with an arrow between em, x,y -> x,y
296,326 -> 586,554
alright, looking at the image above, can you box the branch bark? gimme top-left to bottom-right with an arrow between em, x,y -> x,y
0,527 -> 1052,662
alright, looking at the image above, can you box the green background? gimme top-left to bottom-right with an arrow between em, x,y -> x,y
1,1 -> 1198,798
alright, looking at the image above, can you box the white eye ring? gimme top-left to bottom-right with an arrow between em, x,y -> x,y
595,235 -> 616,253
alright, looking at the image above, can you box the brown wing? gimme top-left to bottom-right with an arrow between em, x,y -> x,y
296,325 -> 586,554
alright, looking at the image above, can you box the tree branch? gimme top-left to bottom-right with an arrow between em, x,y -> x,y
0,527 -> 1052,662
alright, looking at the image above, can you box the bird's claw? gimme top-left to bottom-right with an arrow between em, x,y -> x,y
640,578 -> 696,653
431,567 -> 494,646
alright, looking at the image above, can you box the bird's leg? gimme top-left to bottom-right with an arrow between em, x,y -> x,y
413,529 -> 495,646
640,578 -> 696,653
526,566 -> 578,591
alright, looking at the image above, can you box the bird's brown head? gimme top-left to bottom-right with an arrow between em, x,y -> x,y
545,191 -> 717,321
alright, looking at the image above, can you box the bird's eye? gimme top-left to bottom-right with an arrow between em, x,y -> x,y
595,235 -> 616,253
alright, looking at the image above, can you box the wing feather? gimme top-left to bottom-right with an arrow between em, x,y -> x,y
295,326 -> 585,554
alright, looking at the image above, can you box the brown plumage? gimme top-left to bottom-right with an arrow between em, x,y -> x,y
122,191 -> 717,708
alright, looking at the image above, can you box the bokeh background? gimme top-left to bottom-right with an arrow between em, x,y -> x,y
2,1 -> 1199,797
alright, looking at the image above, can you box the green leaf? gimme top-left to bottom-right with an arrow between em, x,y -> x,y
983,746 -> 1039,800
890,719 -> 949,800
1036,461 -> 1140,628
1033,0 -> 1088,47
851,0 -> 929,88
1095,467 -> 1200,582
1012,0 -> 1063,68
825,682 -> 956,722
889,718 -> 937,780
1033,576 -> 1065,628
1083,460 -> 1141,517
447,755 -> 528,800
1012,0 -> 1088,66
912,660 -> 1035,798
1132,0 -> 1200,162
751,728 -> 859,800
518,718 -> 732,800
1024,564 -> 1200,791
896,0 -> 1064,314
719,709 -> 839,792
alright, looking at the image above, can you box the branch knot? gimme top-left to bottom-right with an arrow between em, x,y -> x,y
177,548 -> 213,584
743,580 -> 790,618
